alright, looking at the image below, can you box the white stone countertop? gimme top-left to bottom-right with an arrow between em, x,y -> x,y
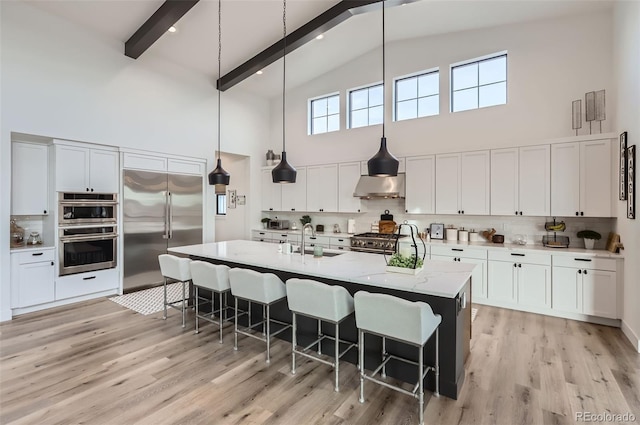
253,229 -> 624,258
10,245 -> 55,253
169,240 -> 474,299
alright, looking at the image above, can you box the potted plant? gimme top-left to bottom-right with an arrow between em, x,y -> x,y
577,230 -> 601,250
261,217 -> 271,229
386,253 -> 425,275
300,215 -> 312,233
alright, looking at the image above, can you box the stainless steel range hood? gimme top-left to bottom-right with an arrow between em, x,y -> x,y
353,174 -> 405,199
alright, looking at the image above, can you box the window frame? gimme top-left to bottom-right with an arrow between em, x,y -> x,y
450,51 -> 508,113
307,92 -> 340,135
216,193 -> 227,216
393,67 -> 440,122
346,81 -> 384,129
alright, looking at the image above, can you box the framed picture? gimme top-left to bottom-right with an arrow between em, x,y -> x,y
620,132 -> 627,200
429,223 -> 444,240
628,144 -> 635,219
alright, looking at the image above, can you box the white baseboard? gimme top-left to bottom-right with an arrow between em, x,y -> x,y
0,308 -> 13,322
11,289 -> 118,317
621,320 -> 640,353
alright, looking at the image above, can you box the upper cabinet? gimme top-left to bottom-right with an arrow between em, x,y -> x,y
261,168 -> 282,212
307,164 -> 338,212
436,151 -> 490,215
551,139 -> 611,217
491,145 -> 550,216
12,142 -> 50,215
55,143 -> 119,193
405,155 -> 435,214
338,162 -> 362,213
281,167 -> 307,212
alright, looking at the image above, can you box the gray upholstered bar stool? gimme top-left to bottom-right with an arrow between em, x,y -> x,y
158,254 -> 192,328
189,261 -> 232,343
286,278 -> 357,392
228,268 -> 290,363
354,291 -> 441,425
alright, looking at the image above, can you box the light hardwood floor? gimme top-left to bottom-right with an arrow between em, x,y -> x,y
1,299 -> 638,425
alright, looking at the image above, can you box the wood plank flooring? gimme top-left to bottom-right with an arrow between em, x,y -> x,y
1,299 -> 638,424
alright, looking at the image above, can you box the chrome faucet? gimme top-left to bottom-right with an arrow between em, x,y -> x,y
301,223 -> 316,256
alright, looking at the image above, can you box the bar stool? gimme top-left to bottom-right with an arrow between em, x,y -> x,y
354,291 -> 441,425
229,268 -> 290,363
286,278 -> 357,392
158,254 -> 192,328
189,261 -> 233,343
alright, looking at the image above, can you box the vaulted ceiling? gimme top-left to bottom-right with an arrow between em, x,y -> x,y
27,0 -> 613,98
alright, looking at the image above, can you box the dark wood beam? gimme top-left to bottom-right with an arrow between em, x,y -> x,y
218,0 -> 415,91
125,0 -> 200,59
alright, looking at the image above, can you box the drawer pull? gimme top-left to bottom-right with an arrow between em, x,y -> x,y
575,258 -> 592,262
83,276 -> 96,281
32,252 -> 44,256
510,253 -> 525,257
452,248 -> 463,252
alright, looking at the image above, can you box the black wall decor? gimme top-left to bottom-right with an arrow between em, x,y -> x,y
620,132 -> 628,200
628,144 -> 636,219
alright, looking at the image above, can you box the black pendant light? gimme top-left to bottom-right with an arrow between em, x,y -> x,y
272,0 -> 297,184
208,0 -> 231,186
367,0 -> 399,177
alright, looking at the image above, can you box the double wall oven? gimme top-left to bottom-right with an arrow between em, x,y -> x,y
58,193 -> 118,276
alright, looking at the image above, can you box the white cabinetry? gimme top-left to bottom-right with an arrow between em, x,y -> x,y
261,168 -> 282,211
55,143 -> 119,193
12,142 -> 50,215
436,151 -> 490,215
405,155 -> 435,214
552,256 -> 617,319
551,139 -> 611,217
431,246 -> 487,301
10,248 -> 55,308
491,145 -> 550,216
306,164 -> 338,212
281,167 -> 307,212
338,162 -> 362,213
487,251 -> 551,309
56,268 -> 119,300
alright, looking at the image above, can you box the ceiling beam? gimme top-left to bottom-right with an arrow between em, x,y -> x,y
218,0 -> 415,91
125,0 -> 200,59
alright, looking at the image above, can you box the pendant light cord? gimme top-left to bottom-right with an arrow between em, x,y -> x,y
282,0 -> 287,152
381,0 -> 385,138
217,0 -> 222,161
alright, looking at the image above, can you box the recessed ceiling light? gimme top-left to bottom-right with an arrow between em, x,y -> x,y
315,34 -> 324,40
256,70 -> 263,75
168,26 -> 177,33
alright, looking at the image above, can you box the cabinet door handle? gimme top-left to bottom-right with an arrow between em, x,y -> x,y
291,209 -> 295,211
518,264 -> 522,268
83,276 -> 96,280
511,253 -> 525,256
580,212 -> 584,216
575,258 -> 592,262
583,270 -> 588,275
458,210 -> 461,214
515,211 -> 518,215
32,252 -> 44,256
44,210 -> 47,214
513,263 -> 517,268
452,248 -> 463,252
575,212 -> 579,216
51,261 -> 54,266
461,210 -> 464,214
86,188 -> 90,192
578,269 -> 582,274
91,188 -> 94,192
519,211 -> 523,215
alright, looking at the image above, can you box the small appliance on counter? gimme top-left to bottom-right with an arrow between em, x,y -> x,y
269,219 -> 290,230
347,219 -> 356,234
315,224 -> 324,233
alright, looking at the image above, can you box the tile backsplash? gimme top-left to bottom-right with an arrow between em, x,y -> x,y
263,199 -> 615,249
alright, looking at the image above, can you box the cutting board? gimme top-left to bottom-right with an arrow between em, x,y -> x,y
379,220 -> 397,234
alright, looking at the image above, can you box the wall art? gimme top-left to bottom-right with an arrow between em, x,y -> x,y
620,132 -> 627,200
628,144 -> 635,219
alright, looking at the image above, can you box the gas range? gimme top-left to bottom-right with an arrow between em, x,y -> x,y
350,232 -> 406,254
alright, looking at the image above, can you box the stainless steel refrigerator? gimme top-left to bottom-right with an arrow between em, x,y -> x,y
123,169 -> 203,291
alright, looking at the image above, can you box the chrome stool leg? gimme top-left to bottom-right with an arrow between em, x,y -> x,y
218,290 -> 224,343
419,344 -> 424,425
291,312 -> 297,375
334,322 -> 340,392
181,280 -> 186,328
266,304 -> 271,363
234,297 -> 239,351
163,277 -> 168,320
382,336 -> 387,378
317,319 -> 322,355
359,330 -> 365,403
194,286 -> 200,334
435,328 -> 440,397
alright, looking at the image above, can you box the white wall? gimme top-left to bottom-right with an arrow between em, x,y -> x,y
266,10 -> 613,165
0,1 -> 268,320
215,152 -> 251,241
613,1 -> 640,352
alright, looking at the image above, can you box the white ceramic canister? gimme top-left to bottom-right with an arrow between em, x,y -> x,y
468,230 -> 480,242
445,227 -> 458,241
458,229 -> 469,242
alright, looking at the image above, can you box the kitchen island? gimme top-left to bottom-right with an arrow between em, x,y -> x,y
169,240 -> 475,399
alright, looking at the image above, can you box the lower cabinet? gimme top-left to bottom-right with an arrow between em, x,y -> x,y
56,268 -> 119,300
11,248 -> 56,308
431,246 -> 487,302
552,263 -> 617,319
487,251 -> 551,309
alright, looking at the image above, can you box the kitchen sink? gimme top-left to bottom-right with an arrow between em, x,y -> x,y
295,248 -> 344,257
